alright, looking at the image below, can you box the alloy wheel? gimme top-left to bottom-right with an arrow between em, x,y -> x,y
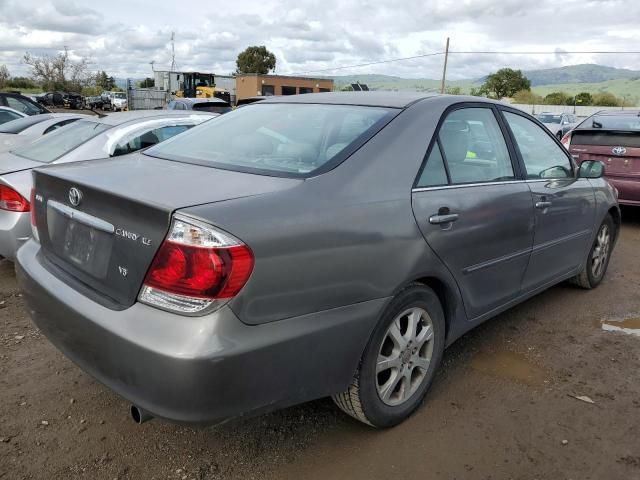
591,224 -> 611,279
376,307 -> 434,406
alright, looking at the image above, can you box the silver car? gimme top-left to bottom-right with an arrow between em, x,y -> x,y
0,113 -> 90,152
17,93 -> 618,428
0,106 -> 27,126
0,110 -> 215,260
536,112 -> 579,140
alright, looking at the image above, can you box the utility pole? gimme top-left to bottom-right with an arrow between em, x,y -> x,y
170,32 -> 176,72
440,37 -> 450,94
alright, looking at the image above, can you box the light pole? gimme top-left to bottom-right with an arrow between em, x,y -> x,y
573,95 -> 583,114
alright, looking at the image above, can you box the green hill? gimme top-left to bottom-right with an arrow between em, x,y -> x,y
531,78 -> 640,105
523,64 -> 640,86
328,64 -> 640,105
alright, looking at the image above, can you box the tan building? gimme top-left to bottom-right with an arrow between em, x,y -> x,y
235,74 -> 334,101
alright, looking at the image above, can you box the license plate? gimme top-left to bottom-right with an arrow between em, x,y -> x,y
62,221 -> 98,267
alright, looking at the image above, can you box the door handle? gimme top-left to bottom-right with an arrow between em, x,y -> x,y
429,213 -> 459,225
535,201 -> 552,209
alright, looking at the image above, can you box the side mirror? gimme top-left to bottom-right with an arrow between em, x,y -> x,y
578,160 -> 605,179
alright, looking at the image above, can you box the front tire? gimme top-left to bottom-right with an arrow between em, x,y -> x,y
571,214 -> 615,289
332,284 -> 445,427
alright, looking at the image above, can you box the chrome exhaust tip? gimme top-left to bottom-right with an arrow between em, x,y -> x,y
130,405 -> 153,424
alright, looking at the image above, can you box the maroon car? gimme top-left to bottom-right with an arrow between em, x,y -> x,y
563,110 -> 640,206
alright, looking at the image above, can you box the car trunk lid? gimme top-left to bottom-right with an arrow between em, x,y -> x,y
32,154 -> 301,309
569,130 -> 640,178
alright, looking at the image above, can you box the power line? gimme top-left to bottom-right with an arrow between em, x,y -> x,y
289,51 -> 444,75
288,50 -> 640,76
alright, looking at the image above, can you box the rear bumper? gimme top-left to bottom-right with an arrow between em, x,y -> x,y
16,239 -> 384,424
0,210 -> 31,260
606,176 -> 640,205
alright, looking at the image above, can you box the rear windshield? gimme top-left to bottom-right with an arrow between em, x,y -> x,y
13,120 -> 110,163
192,103 -> 232,114
0,114 -> 52,134
146,103 -> 394,176
587,114 -> 640,131
537,114 -> 561,124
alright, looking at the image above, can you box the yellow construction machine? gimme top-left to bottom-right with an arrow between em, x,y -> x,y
175,72 -> 231,104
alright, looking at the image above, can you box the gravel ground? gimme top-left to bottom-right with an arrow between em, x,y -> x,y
1,208 -> 639,480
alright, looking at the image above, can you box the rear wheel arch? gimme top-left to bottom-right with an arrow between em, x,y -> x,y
411,276 -> 456,341
608,206 -> 621,239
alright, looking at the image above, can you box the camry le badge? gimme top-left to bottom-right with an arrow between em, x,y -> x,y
612,146 -> 627,156
68,187 -> 83,207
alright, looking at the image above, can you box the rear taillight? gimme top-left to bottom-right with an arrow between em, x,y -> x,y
0,184 -> 29,212
138,215 -> 254,315
561,132 -> 571,149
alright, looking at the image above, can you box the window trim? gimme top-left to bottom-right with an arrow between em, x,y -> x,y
497,106 -> 577,180
412,102 -> 523,189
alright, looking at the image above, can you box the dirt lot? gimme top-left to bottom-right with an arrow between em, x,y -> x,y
1,209 -> 639,480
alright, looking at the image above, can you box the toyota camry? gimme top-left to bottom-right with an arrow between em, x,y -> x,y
17,93 -> 619,427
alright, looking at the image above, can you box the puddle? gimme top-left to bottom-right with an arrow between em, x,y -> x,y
470,351 -> 549,386
601,316 -> 640,337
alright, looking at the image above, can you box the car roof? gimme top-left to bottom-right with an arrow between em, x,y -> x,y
90,110 -> 215,126
256,92 -> 515,109
257,91 -> 441,108
591,109 -> 640,116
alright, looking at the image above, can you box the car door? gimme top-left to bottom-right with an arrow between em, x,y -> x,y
412,105 -> 535,319
501,109 -> 595,292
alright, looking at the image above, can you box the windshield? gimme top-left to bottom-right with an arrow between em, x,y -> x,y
589,114 -> 640,130
13,120 -> 110,163
0,114 -> 52,134
537,114 -> 561,124
146,103 -> 394,176
114,93 -> 126,99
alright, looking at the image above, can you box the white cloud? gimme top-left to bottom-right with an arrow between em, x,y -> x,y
1,0 -> 640,79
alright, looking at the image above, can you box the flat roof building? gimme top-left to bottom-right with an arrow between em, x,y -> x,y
235,74 -> 334,101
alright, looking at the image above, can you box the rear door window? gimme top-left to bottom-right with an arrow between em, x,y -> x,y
437,108 -> 514,184
504,111 -> 573,179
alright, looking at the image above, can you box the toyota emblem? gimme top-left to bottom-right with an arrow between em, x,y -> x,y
612,146 -> 627,156
68,187 -> 83,207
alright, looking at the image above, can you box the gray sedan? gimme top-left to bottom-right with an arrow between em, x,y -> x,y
17,93 -> 618,428
0,110 -> 215,260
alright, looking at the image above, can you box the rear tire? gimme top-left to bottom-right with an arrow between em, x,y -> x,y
571,214 -> 615,289
332,284 -> 445,427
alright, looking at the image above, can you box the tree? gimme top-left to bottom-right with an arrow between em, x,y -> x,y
7,76 -> 36,89
481,68 -> 531,99
574,92 -> 593,106
592,92 -> 620,107
513,89 -> 543,105
138,77 -> 155,88
236,46 -> 276,75
543,91 -> 571,105
469,86 -> 487,97
445,86 -> 462,95
23,47 -> 90,92
0,65 -> 9,89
